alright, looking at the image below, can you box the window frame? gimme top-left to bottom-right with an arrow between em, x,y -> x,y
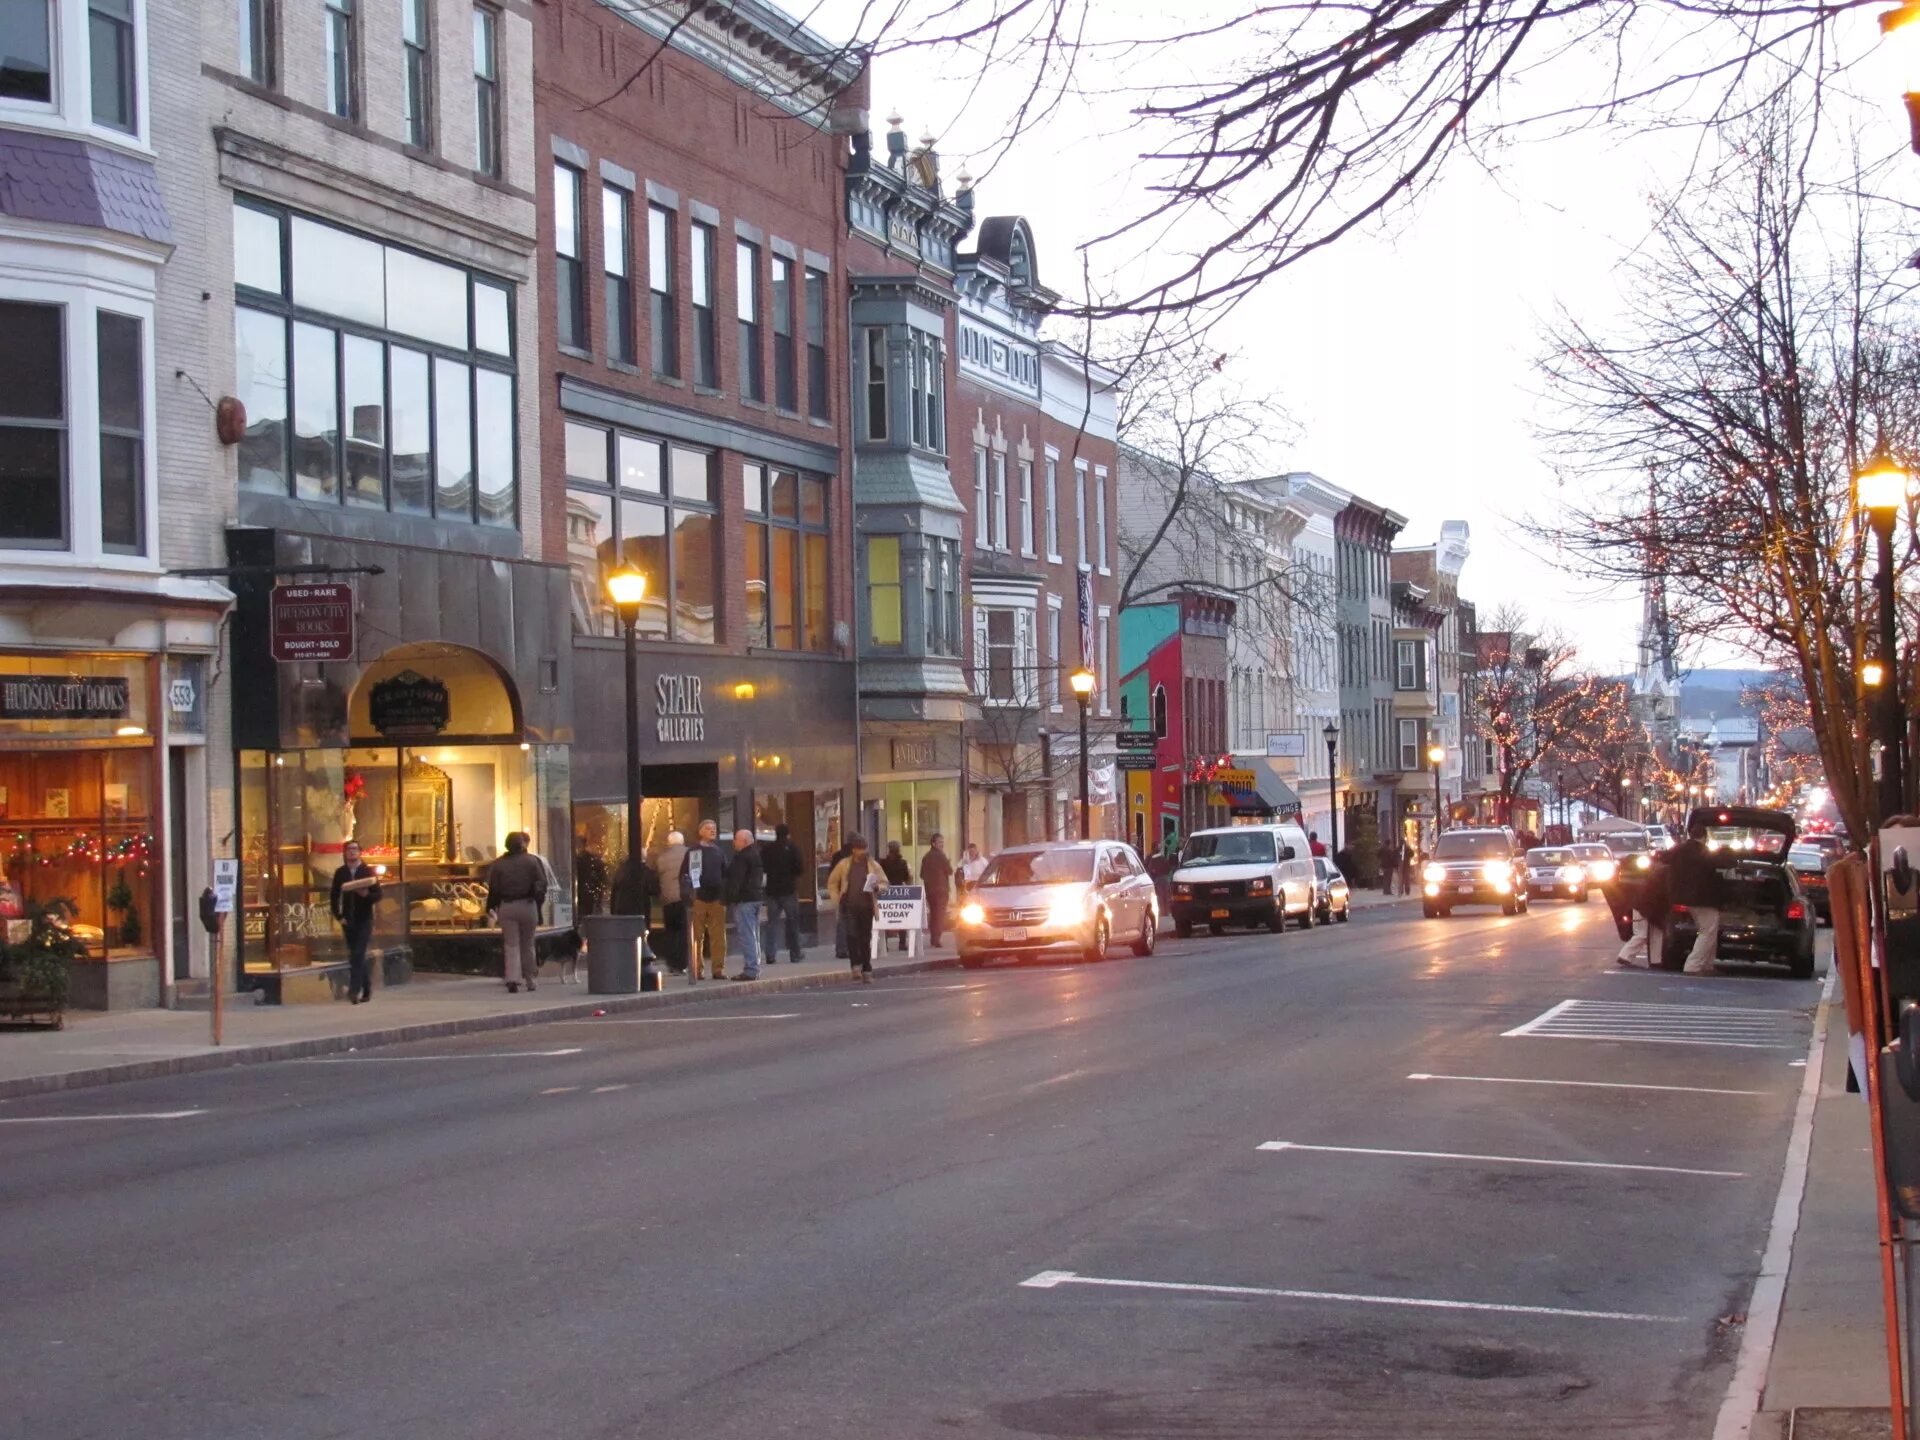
324,0 -> 357,121
1045,595 -> 1063,710
990,449 -> 1008,553
972,445 -> 988,550
804,267 -> 828,421
770,252 -> 796,412
553,160 -> 586,351
471,4 -> 500,177
88,0 -> 138,133
647,204 -> 678,379
1073,457 -> 1089,570
735,238 -> 762,401
1094,464 -> 1109,574
601,182 -> 634,365
743,461 -> 831,652
0,297 -> 71,552
866,532 -> 902,649
238,0 -> 275,87
1043,451 -> 1060,561
400,0 -> 431,150
1397,717 -> 1423,771
690,219 -> 717,388
1018,458 -> 1034,556
861,326 -> 888,441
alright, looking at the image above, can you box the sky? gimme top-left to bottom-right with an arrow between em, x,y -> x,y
810,1 -> 1911,678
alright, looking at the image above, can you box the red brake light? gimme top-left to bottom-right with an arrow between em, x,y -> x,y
1786,901 -> 1806,921
1672,904 -> 1691,917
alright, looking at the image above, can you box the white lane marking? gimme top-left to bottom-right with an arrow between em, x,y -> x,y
1018,1270 -> 1683,1324
590,1084 -> 628,1094
1407,1073 -> 1767,1097
0,1109 -> 207,1123
1504,999 -> 1809,1048
597,1013 -> 800,1023
1570,1000 -> 1803,1015
1711,974 -> 1832,1440
1502,998 -> 1578,1036
539,1087 -> 579,1096
1258,1140 -> 1744,1178
302,1048 -> 585,1062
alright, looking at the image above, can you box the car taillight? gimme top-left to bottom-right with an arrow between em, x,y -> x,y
1786,901 -> 1806,921
1672,904 -> 1691,917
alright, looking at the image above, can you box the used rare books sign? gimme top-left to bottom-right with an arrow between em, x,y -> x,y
0,674 -> 131,721
269,583 -> 355,662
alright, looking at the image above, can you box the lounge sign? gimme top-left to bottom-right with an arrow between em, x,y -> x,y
0,675 -> 131,721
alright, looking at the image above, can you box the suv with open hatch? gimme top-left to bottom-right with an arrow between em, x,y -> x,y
955,841 -> 1159,968
1168,823 -> 1317,936
1422,828 -> 1531,917
1661,805 -> 1817,979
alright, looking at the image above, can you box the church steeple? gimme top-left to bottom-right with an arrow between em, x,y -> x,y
1631,475 -> 1680,746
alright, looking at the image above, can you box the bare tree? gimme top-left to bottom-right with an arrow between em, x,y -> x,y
1535,95 -> 1920,841
1474,606 -> 1631,822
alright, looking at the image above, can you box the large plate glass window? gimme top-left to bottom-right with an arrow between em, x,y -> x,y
742,464 -> 829,652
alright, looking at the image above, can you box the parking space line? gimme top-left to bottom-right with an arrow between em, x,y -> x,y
300,1048 -> 585,1062
1258,1140 -> 1744,1178
1018,1270 -> 1684,1323
0,1109 -> 207,1123
1407,1073 -> 1767,1096
594,1014 -> 800,1024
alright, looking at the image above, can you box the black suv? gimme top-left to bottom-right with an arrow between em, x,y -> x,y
1662,806 -> 1817,979
1421,828 -> 1531,917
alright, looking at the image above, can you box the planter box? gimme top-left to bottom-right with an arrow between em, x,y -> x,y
0,977 -> 64,1029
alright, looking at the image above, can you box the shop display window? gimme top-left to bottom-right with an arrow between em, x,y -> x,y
0,747 -> 156,958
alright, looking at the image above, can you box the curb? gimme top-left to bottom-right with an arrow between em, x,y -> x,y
0,954 -> 961,1101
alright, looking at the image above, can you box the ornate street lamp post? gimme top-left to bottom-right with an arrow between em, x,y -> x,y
605,566 -> 649,874
1323,721 -> 1340,856
1069,666 -> 1097,839
1859,452 -> 1908,820
1427,742 -> 1447,838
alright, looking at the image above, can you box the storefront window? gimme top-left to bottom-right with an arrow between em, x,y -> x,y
0,745 -> 156,959
571,793 -> 705,917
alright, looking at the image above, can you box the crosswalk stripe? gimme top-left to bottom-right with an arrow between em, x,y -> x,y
1504,998 -> 1809,1048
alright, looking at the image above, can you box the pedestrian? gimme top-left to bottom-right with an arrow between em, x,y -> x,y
1308,830 -> 1327,859
1666,819 -> 1726,975
1616,853 -> 1672,969
680,819 -> 729,983
1398,844 -> 1418,897
655,830 -> 689,973
486,831 -> 549,993
920,833 -> 953,947
827,837 -> 853,959
958,842 -> 988,895
1333,844 -> 1355,882
724,828 -> 766,981
1379,836 -> 1401,895
760,823 -> 806,963
880,840 -> 912,950
827,833 -> 879,983
329,839 -> 383,1004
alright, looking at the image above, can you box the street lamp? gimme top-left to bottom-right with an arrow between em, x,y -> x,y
1068,666 -> 1097,840
606,565 -> 649,876
1323,721 -> 1340,856
1859,450 -> 1909,819
1427,742 -> 1446,836
1880,2 -> 1920,152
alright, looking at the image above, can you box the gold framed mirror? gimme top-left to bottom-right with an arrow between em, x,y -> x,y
400,759 -> 453,861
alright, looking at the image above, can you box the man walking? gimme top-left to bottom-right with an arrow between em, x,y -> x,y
680,820 -> 729,983
486,832 -> 549,993
1378,836 -> 1400,895
1617,852 -> 1672,969
655,830 -> 689,974
329,840 -> 383,1004
760,823 -> 806,963
827,834 -> 879,982
1667,819 -> 1725,975
724,829 -> 766,981
920,833 -> 953,948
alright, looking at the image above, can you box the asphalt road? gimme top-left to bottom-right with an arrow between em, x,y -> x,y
0,899 -> 1822,1440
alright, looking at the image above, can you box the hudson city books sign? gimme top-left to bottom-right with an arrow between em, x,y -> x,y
0,675 -> 131,721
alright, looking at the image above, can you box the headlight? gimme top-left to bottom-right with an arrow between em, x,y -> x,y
959,902 -> 985,926
1172,883 -> 1192,898
1480,860 -> 1506,884
1247,877 -> 1272,896
1423,882 -> 1440,896
1587,860 -> 1616,882
1634,854 -> 1651,871
1422,863 -> 1446,883
1560,866 -> 1583,883
1048,894 -> 1087,927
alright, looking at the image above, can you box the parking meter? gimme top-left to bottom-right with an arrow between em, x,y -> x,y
198,886 -> 222,936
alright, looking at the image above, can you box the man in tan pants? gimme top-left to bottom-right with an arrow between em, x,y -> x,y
680,819 -> 729,982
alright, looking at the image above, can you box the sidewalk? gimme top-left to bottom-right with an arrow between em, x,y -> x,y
1751,995 -> 1897,1440
0,934 -> 957,1100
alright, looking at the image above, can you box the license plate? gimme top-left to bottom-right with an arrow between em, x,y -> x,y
1210,908 -> 1231,919
1456,885 -> 1474,895
1000,927 -> 1027,942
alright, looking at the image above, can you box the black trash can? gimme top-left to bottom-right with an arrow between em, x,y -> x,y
581,914 -> 654,994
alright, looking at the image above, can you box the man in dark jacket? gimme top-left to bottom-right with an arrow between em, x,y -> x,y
919,833 -> 954,947
1666,821 -> 1725,974
486,833 -> 549,993
723,829 -> 766,980
1616,855 -> 1673,969
329,840 -> 383,1003
879,841 -> 913,951
680,820 -> 729,982
759,823 -> 806,963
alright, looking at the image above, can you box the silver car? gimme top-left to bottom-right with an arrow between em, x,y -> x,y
955,841 -> 1160,967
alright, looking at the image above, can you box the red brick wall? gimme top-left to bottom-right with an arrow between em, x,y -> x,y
533,0 -> 852,654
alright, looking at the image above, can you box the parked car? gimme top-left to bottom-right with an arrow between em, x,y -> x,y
1570,842 -> 1619,887
1661,806 -> 1817,979
955,841 -> 1160,968
1785,844 -> 1832,924
1167,823 -> 1317,936
1800,833 -> 1848,863
1311,857 -> 1352,924
1524,847 -> 1590,902
1644,823 -> 1676,850
1421,828 -> 1531,917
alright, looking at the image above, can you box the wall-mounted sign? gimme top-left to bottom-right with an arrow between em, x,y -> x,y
656,674 -> 705,743
1116,728 -> 1156,751
1265,732 -> 1307,759
166,654 -> 207,736
891,738 -> 938,770
367,670 -> 451,739
1116,752 -> 1155,772
270,583 -> 355,662
0,675 -> 130,721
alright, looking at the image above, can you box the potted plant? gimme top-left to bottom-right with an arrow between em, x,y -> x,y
0,897 -> 86,1027
106,871 -> 140,948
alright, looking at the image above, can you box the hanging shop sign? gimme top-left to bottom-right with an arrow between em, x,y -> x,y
367,670 -> 451,739
0,674 -> 130,721
270,583 -> 356,662
656,674 -> 706,743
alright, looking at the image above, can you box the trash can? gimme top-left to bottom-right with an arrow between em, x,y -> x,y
581,913 -> 653,994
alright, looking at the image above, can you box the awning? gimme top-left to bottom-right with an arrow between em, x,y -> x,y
1214,759 -> 1303,817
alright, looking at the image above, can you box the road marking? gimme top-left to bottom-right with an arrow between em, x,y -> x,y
1407,1073 -> 1767,1096
1018,1270 -> 1684,1324
302,1048 -> 585,1062
0,1109 -> 207,1123
539,1087 -> 579,1096
590,1084 -> 628,1094
1711,974 -> 1831,1440
1504,998 -> 1809,1048
1258,1140 -> 1744,1178
598,1013 -> 800,1023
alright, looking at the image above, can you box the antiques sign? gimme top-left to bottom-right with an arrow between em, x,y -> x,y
0,674 -> 130,720
368,670 -> 451,739
656,674 -> 705,742
270,583 -> 355,662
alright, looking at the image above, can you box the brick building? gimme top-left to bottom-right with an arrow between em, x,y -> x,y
536,0 -> 862,927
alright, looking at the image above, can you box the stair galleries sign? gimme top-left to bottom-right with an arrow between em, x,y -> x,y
0,674 -> 131,721
655,673 -> 705,742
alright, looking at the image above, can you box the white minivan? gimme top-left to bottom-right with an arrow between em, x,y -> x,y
1167,823 -> 1319,937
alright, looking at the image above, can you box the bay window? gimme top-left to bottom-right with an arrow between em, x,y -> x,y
88,0 -> 134,131
866,535 -> 901,647
0,300 -> 67,547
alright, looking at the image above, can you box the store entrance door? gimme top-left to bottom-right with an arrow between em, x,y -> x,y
169,747 -> 189,980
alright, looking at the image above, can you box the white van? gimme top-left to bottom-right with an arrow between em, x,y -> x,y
1167,823 -> 1318,937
